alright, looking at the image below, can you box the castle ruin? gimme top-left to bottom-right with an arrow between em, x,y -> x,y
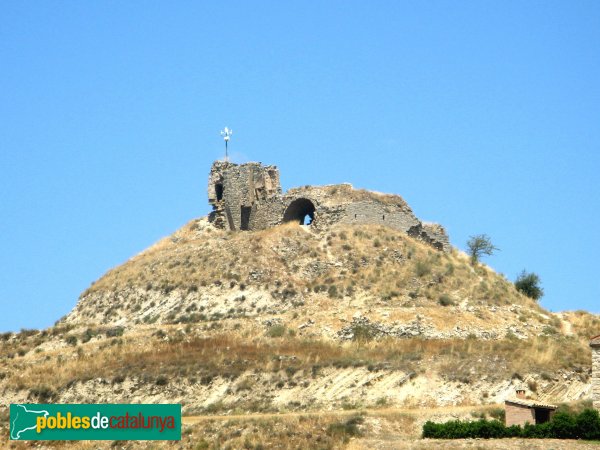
207,160 -> 450,252
592,335 -> 600,411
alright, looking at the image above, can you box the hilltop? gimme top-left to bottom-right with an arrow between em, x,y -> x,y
66,218 -> 559,341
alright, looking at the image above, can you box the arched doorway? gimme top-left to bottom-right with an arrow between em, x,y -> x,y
283,198 -> 316,225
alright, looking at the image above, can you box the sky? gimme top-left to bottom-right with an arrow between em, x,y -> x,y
1,1 -> 599,332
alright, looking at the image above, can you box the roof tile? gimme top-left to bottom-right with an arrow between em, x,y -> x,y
505,398 -> 557,409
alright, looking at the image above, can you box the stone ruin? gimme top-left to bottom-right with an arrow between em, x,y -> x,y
207,160 -> 450,252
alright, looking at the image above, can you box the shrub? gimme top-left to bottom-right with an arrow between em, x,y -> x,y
351,324 -> 375,342
415,261 -> 431,277
438,294 -> 454,306
154,329 -> 167,339
285,366 -> 298,377
327,416 -> 363,442
515,270 -> 544,300
29,386 -> 56,402
65,335 -> 78,346
155,376 -> 168,386
549,412 -> 577,439
106,326 -> 124,337
375,397 -> 389,407
266,325 -> 286,338
81,328 -> 97,343
194,440 -> 210,450
282,288 -> 297,299
1,332 -> 14,341
576,409 -> 600,440
488,408 -> 505,422
423,409 -> 600,440
20,328 -> 38,337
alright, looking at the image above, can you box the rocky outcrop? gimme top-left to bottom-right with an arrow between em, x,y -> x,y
336,315 -> 528,341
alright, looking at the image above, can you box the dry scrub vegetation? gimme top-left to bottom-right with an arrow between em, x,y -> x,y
1,218 -> 596,419
68,220 -> 551,330
5,329 -> 590,405
81,220 -> 492,303
559,310 -> 600,340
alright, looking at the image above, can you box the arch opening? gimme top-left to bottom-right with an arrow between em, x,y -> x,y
283,198 -> 315,225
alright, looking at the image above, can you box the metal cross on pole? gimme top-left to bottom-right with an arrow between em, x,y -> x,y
220,127 -> 232,162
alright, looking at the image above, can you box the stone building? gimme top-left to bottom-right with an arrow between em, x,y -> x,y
207,160 -> 451,252
592,335 -> 600,411
505,387 -> 556,427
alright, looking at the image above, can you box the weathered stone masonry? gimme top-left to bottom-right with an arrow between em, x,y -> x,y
591,335 -> 600,411
208,160 -> 451,252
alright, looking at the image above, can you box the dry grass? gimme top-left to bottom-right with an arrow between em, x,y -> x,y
183,414 -> 358,449
561,310 -> 600,342
72,221 -> 543,328
7,331 -> 590,397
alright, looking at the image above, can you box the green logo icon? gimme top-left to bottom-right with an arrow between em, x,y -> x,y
10,404 -> 181,441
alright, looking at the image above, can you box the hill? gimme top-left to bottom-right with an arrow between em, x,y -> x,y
62,217 -> 580,342
1,217 -> 599,449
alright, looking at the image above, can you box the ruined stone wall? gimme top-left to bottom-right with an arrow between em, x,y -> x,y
208,162 -> 281,231
249,198 -> 286,230
206,161 -> 451,252
282,184 -> 422,233
422,223 -> 452,253
593,344 -> 600,411
340,200 -> 420,232
284,186 -> 450,250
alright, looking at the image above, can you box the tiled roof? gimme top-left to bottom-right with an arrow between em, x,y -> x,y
505,397 -> 557,409
590,334 -> 600,347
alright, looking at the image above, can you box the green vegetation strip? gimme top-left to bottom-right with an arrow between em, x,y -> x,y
423,409 -> 600,440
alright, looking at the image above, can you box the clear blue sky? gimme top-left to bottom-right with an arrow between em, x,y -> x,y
1,2 -> 599,332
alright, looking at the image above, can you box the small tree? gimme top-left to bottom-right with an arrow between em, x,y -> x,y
466,234 -> 498,265
515,270 -> 544,300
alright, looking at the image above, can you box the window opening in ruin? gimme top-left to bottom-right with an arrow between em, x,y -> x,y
382,215 -> 385,220
283,198 -> 315,226
240,206 -> 252,230
215,183 -> 223,201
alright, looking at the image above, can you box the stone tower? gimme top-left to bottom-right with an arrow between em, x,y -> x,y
208,161 -> 281,231
592,335 -> 600,411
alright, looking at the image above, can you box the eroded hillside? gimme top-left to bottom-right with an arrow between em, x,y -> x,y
66,218 -> 558,340
1,218 -> 598,420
